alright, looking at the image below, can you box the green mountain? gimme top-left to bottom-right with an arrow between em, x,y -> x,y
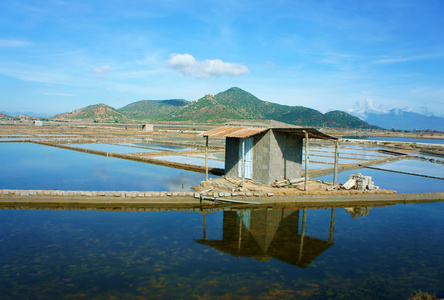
49,87 -> 376,129
53,104 -> 128,122
168,87 -> 375,128
118,99 -> 188,121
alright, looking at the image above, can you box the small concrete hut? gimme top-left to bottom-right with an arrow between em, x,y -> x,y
202,125 -> 339,188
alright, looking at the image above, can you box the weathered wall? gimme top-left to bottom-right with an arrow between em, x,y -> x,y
270,130 -> 303,181
251,131 -> 271,184
224,130 -> 303,185
225,137 -> 240,179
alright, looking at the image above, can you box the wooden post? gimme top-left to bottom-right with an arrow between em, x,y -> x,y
304,131 -> 309,191
241,138 -> 245,188
205,135 -> 209,181
329,208 -> 335,244
298,208 -> 307,262
333,140 -> 339,185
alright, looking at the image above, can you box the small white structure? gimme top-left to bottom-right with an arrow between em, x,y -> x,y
142,124 -> 153,132
343,173 -> 379,191
33,120 -> 43,126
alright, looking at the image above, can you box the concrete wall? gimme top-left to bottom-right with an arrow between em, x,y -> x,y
225,137 -> 240,179
224,130 -> 303,185
270,130 -> 303,181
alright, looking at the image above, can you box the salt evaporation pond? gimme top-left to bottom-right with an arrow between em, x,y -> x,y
67,143 -> 161,153
0,141 -> 443,298
0,204 -> 442,299
343,136 -> 444,145
0,143 -> 208,191
315,159 -> 444,193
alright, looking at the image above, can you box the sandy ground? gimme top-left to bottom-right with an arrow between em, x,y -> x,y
192,177 -> 396,197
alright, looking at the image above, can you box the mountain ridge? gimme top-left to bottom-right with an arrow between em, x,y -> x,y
361,109 -> 444,131
2,87 -> 380,129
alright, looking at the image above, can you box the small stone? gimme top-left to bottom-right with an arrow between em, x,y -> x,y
246,192 -> 252,197
267,192 -> 274,197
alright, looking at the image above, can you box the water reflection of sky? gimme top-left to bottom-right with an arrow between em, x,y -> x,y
152,155 -> 225,169
0,203 -> 442,299
0,143 -> 210,191
343,136 -> 444,145
315,160 -> 444,193
122,142 -> 194,151
67,143 -> 160,153
375,159 -> 443,178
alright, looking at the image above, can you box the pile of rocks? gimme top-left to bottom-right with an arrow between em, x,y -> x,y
343,173 -> 379,191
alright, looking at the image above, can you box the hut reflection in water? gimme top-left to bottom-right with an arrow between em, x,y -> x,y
196,208 -> 335,268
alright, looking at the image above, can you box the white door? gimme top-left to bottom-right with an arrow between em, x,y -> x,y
238,137 -> 253,179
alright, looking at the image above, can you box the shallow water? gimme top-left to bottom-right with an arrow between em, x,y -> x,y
67,143 -> 160,153
315,161 -> 444,193
152,155 -> 225,169
0,143 -> 208,191
0,204 -> 442,299
123,142 -> 195,151
343,136 -> 444,145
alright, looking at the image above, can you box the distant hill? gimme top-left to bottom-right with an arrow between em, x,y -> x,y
363,109 -> 444,131
49,87 -> 377,129
1,111 -> 53,118
53,104 -> 128,122
167,87 -> 375,128
0,112 -> 13,119
118,99 -> 188,121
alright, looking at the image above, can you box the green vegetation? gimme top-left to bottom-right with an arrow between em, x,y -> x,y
53,104 -> 128,123
40,87 -> 378,128
118,99 -> 188,121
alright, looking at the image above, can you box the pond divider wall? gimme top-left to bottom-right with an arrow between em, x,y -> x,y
1,189 -> 443,206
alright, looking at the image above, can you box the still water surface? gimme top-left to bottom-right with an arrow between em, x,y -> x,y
1,141 -> 443,298
0,204 -> 442,299
0,143 -> 208,191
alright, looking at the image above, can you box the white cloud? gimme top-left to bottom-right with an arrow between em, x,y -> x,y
348,98 -> 390,119
167,53 -> 249,78
0,39 -> 32,47
91,65 -> 111,73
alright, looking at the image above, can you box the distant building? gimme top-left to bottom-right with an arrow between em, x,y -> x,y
33,120 -> 43,126
142,124 -> 153,132
203,125 -> 338,185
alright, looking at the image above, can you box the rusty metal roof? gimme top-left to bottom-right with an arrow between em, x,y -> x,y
202,126 -> 268,138
202,126 -> 338,140
272,128 -> 339,140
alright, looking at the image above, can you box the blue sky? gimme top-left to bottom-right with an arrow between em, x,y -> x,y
1,0 -> 443,118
